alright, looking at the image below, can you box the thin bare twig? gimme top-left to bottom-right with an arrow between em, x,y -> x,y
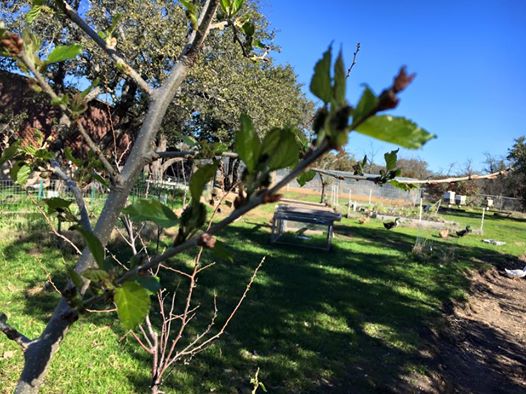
84,307 -> 117,313
131,331 -> 153,354
50,160 -> 92,231
30,196 -> 82,255
61,2 -> 153,95
17,51 -> 120,182
0,313 -> 32,350
346,42 -> 361,78
172,256 -> 266,361
45,274 -> 62,295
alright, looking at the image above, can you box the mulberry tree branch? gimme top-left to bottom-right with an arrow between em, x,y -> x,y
0,313 -> 32,351
60,1 -> 153,96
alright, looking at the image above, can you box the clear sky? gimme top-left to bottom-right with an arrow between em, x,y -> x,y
259,0 -> 526,173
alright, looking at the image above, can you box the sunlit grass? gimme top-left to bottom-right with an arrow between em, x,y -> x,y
1,204 -> 525,393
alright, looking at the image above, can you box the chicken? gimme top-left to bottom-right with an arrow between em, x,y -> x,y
358,216 -> 369,224
456,225 -> 472,237
504,266 -> 526,279
383,217 -> 400,230
439,228 -> 449,238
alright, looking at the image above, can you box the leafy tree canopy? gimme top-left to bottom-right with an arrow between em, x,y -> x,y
0,0 -> 313,149
507,136 -> 526,208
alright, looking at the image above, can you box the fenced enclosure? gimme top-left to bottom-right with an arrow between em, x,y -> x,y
471,194 -> 523,212
276,169 -> 421,207
275,170 -> 525,213
0,178 -> 189,231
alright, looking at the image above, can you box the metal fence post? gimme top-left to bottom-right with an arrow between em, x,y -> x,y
480,207 -> 486,234
38,180 -> 44,200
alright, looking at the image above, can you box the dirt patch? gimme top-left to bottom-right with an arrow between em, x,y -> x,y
418,269 -> 526,393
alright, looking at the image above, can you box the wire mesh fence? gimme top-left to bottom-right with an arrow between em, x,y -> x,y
276,169 -> 421,207
0,178 -> 189,215
470,194 -> 523,212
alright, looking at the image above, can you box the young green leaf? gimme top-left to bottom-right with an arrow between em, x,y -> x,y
261,128 -> 300,171
353,86 -> 379,123
182,135 -> 198,147
107,14 -> 123,36
235,114 -> 261,173
74,226 -> 105,266
231,0 -> 245,15
50,94 -> 69,107
67,267 -> 84,290
384,149 -> 399,171
44,197 -> 73,214
122,199 -> 179,228
179,202 -> 207,236
45,44 -> 82,64
352,155 -> 368,176
92,172 -> 110,188
136,276 -> 161,294
180,0 -> 198,29
33,148 -> 54,161
25,5 -> 43,24
64,147 -> 81,167
114,281 -> 151,330
189,163 -> 218,201
389,179 -> 417,191
81,269 -> 110,283
220,0 -> 231,15
310,47 -> 332,104
12,164 -> 31,186
297,170 -> 316,187
333,49 -> 346,106
0,143 -> 20,166
242,20 -> 255,37
355,115 -> 435,149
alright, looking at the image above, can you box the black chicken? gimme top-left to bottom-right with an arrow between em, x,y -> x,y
456,225 -> 472,237
383,217 -> 400,230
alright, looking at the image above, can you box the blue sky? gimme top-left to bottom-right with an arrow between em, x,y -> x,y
259,0 -> 526,173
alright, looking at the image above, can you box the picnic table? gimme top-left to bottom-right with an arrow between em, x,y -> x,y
270,203 -> 341,250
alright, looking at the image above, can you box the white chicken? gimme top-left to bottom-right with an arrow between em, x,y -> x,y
504,266 -> 526,279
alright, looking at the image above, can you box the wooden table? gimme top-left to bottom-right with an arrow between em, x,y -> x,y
270,204 -> 341,250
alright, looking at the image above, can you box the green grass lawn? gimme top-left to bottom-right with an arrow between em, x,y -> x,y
1,205 -> 525,393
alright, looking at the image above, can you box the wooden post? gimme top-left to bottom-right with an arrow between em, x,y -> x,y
480,207 -> 486,234
347,188 -> 352,217
334,181 -> 340,208
419,195 -> 423,223
368,189 -> 372,205
319,173 -> 325,203
336,181 -> 340,208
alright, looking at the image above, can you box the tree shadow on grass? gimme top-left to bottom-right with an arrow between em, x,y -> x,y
1,230 -> 141,328
122,221 -> 525,393
3,219 -> 525,393
439,207 -> 526,224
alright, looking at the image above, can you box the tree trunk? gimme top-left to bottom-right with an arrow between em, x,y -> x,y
231,158 -> 240,189
13,2 -> 220,391
151,381 -> 162,394
150,134 -> 168,181
319,173 -> 326,203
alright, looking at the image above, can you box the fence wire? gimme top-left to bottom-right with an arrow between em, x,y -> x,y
0,178 -> 189,215
276,170 -> 421,207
